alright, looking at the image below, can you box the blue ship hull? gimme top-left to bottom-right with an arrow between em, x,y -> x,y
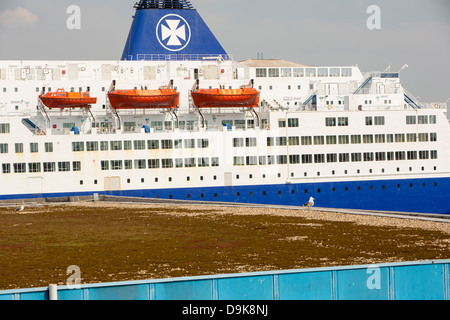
3,177 -> 450,215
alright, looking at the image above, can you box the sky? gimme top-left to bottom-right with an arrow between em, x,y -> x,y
0,0 -> 449,102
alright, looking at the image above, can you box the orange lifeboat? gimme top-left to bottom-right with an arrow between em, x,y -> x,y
108,86 -> 180,110
39,89 -> 97,109
191,83 -> 260,109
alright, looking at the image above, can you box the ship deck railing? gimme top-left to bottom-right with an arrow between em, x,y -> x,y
128,54 -> 233,62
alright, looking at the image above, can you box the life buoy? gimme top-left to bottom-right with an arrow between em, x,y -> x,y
328,105 -> 333,110
38,130 -> 45,135
434,104 -> 440,109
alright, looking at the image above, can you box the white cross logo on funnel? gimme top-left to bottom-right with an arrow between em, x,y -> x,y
156,14 -> 191,52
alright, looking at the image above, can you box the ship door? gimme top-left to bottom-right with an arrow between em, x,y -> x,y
194,68 -> 199,80
27,177 -> 43,196
224,172 -> 232,187
104,177 -> 121,192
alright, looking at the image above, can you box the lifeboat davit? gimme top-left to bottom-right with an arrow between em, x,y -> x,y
108,86 -> 180,110
39,89 -> 97,109
191,82 -> 260,109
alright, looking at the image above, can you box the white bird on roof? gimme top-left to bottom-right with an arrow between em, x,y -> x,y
14,204 -> 25,212
302,197 -> 315,208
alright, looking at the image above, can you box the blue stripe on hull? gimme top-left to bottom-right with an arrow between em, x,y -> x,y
2,177 -> 449,215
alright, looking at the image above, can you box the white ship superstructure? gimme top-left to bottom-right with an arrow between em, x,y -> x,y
0,0 -> 449,214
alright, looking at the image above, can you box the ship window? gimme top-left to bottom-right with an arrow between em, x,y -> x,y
2,88 -> 5,93
122,140 -> 131,151
73,161 -> 81,171
268,155 -> 276,165
395,151 -> 406,160
365,117 -> 373,126
289,155 -> 300,164
325,117 -> 336,127
124,160 -> 133,169
288,118 -> 299,127
430,133 -> 437,142
277,155 -> 288,164
13,163 -> 26,173
374,116 -> 385,125
302,154 -> 313,164
184,139 -> 195,149
246,137 -> 257,147
134,159 -> 146,169
376,152 -> 386,161
387,152 -> 394,161
305,68 -> 316,77
418,115 -> 428,124
198,139 -> 209,148
407,151 -> 418,160
30,143 -> 39,153
395,134 -> 405,143
431,150 -> 438,159
28,163 -> 41,173
351,135 -> 361,144
235,120 -> 245,129
407,133 -> 417,142
109,160 -> 122,170
233,157 -> 245,166
44,142 -> 53,153
110,141 -> 122,151
301,136 -> 312,145
259,156 -> 267,165
326,136 -> 337,145
198,158 -> 209,167
86,141 -> 99,151
327,154 -> 337,163
375,134 -> 385,143
162,159 -> 173,169
386,134 -> 394,143
184,158 -> 196,168
2,163 -> 11,174
330,68 -> 340,77
132,140 -> 144,150
314,136 -> 324,145
281,68 -> 292,77
293,68 -> 304,77
338,135 -> 349,144
342,68 -> 352,77
148,159 -> 160,169
363,134 -> 373,144
58,162 -> 71,172
175,159 -> 183,168
318,68 -> 328,77
340,153 -> 350,162
268,68 -> 280,77
429,115 -> 436,124
277,137 -> 287,146
418,133 -> 428,142
0,143 -> 8,154
351,153 -> 362,162
363,152 -> 374,161
419,151 -> 429,159
0,123 -> 10,134
256,68 -> 267,78
406,116 -> 416,125
147,140 -> 159,150
289,136 -> 299,146
100,141 -> 109,151
338,117 -> 348,126
72,142 -> 84,152
14,143 -> 23,154
233,138 -> 244,147
211,157 -> 219,167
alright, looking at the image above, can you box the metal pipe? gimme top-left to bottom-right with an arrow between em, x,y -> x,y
49,284 -> 58,300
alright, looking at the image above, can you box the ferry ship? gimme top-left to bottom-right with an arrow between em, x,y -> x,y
0,0 -> 449,214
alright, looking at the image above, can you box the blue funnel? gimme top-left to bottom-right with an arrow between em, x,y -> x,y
122,0 -> 228,60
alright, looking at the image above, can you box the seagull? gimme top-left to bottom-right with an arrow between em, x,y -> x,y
14,204 -> 25,212
302,197 -> 315,208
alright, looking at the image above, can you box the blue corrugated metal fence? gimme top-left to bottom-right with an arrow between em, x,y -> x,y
0,260 -> 449,300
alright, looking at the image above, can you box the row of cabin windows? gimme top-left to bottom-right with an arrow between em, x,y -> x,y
406,115 -> 437,125
101,157 -> 219,171
233,150 -> 438,166
2,161 -> 80,174
255,67 -> 353,78
231,133 -> 437,149
71,139 -> 209,152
